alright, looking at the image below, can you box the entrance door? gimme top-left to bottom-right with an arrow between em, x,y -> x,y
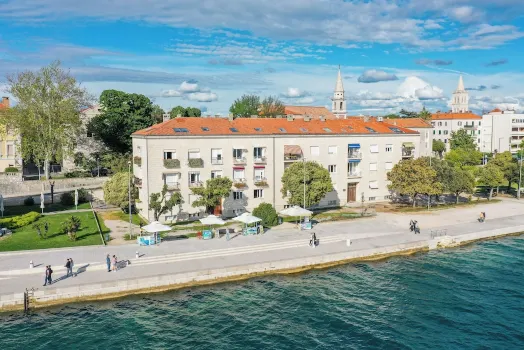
347,183 -> 357,202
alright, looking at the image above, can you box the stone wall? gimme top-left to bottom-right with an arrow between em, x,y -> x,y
0,176 -> 108,196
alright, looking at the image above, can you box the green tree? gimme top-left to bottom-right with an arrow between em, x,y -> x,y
149,184 -> 184,221
252,203 -> 278,227
489,151 -> 517,191
445,148 -> 482,169
190,177 -> 233,214
383,113 -> 400,119
186,107 -> 201,117
418,107 -> 431,121
478,163 -> 504,200
170,105 -> 186,118
259,96 -> 285,118
387,158 -> 442,207
281,161 -> 333,207
450,129 -> 476,151
448,168 -> 476,203
151,104 -> 165,123
432,140 -> 446,159
5,61 -> 91,179
61,216 -> 82,241
399,109 -> 418,118
229,94 -> 260,118
103,172 -> 138,209
88,90 -> 155,154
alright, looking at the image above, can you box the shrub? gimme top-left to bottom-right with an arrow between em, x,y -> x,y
61,216 -> 82,241
163,159 -> 180,168
4,167 -> 19,173
60,192 -> 75,206
188,158 -> 204,168
0,211 -> 41,229
104,172 -> 138,208
252,203 -> 278,227
64,170 -> 89,178
24,197 -> 35,206
77,188 -> 90,203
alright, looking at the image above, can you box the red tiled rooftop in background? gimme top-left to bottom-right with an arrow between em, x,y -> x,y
431,112 -> 481,120
489,108 -> 502,113
132,117 -> 419,137
284,106 -> 337,119
0,97 -> 9,109
383,118 -> 433,128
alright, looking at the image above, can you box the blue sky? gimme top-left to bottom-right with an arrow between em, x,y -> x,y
1,0 -> 524,115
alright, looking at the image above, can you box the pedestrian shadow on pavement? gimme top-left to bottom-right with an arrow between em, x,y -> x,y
52,264 -> 90,284
116,260 -> 130,270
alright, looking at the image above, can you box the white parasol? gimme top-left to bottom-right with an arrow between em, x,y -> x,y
141,221 -> 172,233
232,212 -> 262,224
74,189 -> 78,210
279,206 -> 312,217
40,192 -> 45,213
199,215 -> 226,226
0,194 -> 4,217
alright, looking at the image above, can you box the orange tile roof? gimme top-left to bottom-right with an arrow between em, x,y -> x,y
490,108 -> 502,113
133,117 -> 419,137
284,106 -> 337,119
431,112 -> 481,120
384,118 -> 433,128
0,97 -> 9,109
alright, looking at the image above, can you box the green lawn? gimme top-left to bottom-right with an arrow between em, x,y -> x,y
2,202 -> 91,217
0,211 -> 107,252
99,210 -> 147,226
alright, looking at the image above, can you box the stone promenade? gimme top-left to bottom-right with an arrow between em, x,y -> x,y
1,198 -> 523,310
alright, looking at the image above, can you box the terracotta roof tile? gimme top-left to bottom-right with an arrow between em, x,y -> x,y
384,118 -> 433,128
489,108 -> 502,113
284,106 -> 337,119
431,112 -> 481,120
132,117 -> 419,137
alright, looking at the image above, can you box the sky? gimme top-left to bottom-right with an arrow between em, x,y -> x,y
1,0 -> 524,116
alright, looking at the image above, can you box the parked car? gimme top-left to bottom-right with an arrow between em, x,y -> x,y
91,167 -> 110,177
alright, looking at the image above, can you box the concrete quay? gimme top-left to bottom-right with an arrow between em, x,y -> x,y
1,199 -> 523,311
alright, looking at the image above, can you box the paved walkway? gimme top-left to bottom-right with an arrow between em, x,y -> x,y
104,220 -> 140,245
0,198 -> 523,300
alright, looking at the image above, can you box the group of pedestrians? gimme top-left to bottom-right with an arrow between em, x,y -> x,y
106,254 -> 119,272
42,258 -> 75,287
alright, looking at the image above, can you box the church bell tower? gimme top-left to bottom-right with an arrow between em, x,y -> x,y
331,66 -> 346,119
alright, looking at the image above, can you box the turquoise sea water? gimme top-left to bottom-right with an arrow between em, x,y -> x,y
2,237 -> 524,350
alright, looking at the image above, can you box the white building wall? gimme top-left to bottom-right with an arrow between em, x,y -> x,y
431,119 -> 482,151
481,111 -> 524,154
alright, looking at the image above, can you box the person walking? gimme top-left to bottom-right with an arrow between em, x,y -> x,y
47,265 -> 53,285
106,254 -> 111,272
43,266 -> 50,286
70,258 -> 75,277
111,255 -> 117,272
65,259 -> 72,277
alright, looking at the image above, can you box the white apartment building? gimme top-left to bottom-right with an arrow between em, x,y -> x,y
383,118 -> 433,157
131,117 -> 420,222
480,108 -> 524,154
431,112 -> 482,150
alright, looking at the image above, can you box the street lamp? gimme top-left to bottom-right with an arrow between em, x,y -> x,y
303,157 -> 306,209
128,160 -> 132,237
518,145 -> 523,200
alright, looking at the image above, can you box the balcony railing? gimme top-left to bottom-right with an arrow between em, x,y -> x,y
254,176 -> 268,187
233,178 -> 247,189
402,148 -> 415,158
347,151 -> 362,159
189,181 -> 203,188
463,124 -> 477,130
165,182 -> 180,191
233,157 -> 247,165
253,156 -> 267,164
211,157 -> 223,165
187,158 -> 204,168
284,154 -> 302,161
347,171 -> 361,178
163,158 -> 180,169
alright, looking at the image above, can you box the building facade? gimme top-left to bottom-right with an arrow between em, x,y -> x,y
383,118 -> 433,157
132,117 -> 420,222
0,97 -> 22,172
480,108 -> 524,154
430,112 -> 482,151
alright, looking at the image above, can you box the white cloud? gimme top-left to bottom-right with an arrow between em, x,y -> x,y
187,92 -> 218,102
449,6 -> 479,23
415,84 -> 444,100
358,70 -> 399,83
294,97 -> 315,104
161,89 -> 182,97
282,87 -> 308,98
179,81 -> 200,93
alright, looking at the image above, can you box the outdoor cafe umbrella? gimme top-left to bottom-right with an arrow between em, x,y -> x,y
40,192 -> 45,214
279,206 -> 313,230
141,221 -> 172,233
74,189 -> 79,210
199,215 -> 226,239
0,194 -> 4,217
233,212 -> 262,234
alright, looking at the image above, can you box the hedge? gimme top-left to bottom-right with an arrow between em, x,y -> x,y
0,211 -> 41,229
4,167 -> 19,173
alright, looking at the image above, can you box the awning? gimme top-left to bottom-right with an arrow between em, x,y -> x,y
254,166 -> 265,169
348,159 -> 361,163
348,143 -> 361,148
403,142 -> 415,148
233,166 -> 245,170
284,145 -> 302,155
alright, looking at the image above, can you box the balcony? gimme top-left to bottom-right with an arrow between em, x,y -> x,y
402,148 -> 415,158
463,124 -> 477,130
187,158 -> 204,168
233,178 -> 248,189
165,182 -> 180,191
189,181 -> 203,188
347,150 -> 362,159
347,171 -> 361,179
163,159 -> 180,169
233,157 -> 247,165
254,176 -> 268,187
284,154 -> 302,162
253,156 -> 267,164
211,157 -> 223,165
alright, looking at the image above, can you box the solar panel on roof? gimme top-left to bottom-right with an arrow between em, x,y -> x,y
230,127 -> 239,132
365,127 -> 376,133
174,128 -> 189,132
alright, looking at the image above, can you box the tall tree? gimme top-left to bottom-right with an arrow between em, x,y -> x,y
447,168 -> 476,203
445,148 -> 482,169
383,113 -> 400,119
5,61 -> 91,179
151,104 -> 165,123
489,151 -> 517,191
103,171 -> 138,209
418,107 -> 431,121
149,184 -> 184,221
399,109 -> 418,118
186,107 -> 202,117
260,96 -> 285,118
281,161 -> 333,207
170,105 -> 186,118
88,90 -> 155,154
449,129 -> 476,151
432,140 -> 446,159
387,158 -> 442,207
478,163 -> 504,200
229,94 -> 260,118
190,177 -> 233,214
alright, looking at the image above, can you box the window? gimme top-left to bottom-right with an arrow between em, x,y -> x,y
211,170 -> 222,179
385,162 -> 393,170
188,150 -> 200,159
189,172 -> 200,184
299,127 -> 308,132
254,189 -> 264,198
174,128 -> 189,132
136,146 -> 141,156
365,127 -> 377,133
328,165 -> 337,173
445,122 -> 448,126
439,130 -> 442,135
201,127 -> 209,131
433,130 -> 436,135
444,139 -> 448,143
230,128 -> 239,132
233,149 -> 243,159
369,162 -> 377,171
254,168 -> 265,180
458,121 -> 462,126
369,181 -> 379,189
370,144 -> 379,153
479,121 -> 481,126
340,101 -> 343,110
478,130 -> 481,135
323,127 -> 332,132
211,149 -> 223,164
438,122 -> 442,126
7,144 -> 15,157
478,138 -> 481,143
253,147 -> 265,159
233,191 -> 243,200
164,150 -> 176,159
389,127 -> 403,134
328,146 -> 337,154
328,200 -> 337,206
254,127 -> 262,132
165,173 -> 180,186
310,146 -> 320,156
385,144 -> 392,152
368,197 -> 376,201
233,168 -> 245,180
443,130 -> 448,135
279,128 -> 287,133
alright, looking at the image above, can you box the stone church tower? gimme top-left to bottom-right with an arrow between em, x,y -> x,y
451,75 -> 469,113
331,66 -> 346,118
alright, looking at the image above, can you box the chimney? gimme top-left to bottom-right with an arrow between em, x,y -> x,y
319,115 -> 325,122
377,116 -> 384,122
1,97 -> 9,108
162,113 -> 170,122
250,114 -> 258,119
286,115 -> 294,121
228,113 -> 234,121
304,115 -> 311,122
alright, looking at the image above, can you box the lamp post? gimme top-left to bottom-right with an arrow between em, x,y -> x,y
303,157 -> 306,209
518,145 -> 523,200
128,160 -> 132,237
